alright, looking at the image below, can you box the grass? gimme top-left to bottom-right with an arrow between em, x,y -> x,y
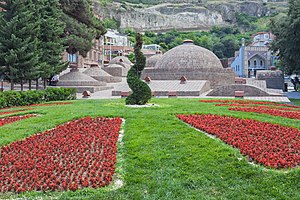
0,98 -> 300,199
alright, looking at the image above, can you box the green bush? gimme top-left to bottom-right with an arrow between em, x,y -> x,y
43,88 -> 77,102
126,33 -> 152,105
0,88 -> 77,108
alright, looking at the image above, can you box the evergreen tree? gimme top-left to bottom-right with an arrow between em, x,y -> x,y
126,33 -> 152,105
59,0 -> 106,56
29,0 -> 67,89
0,0 -> 40,90
270,0 -> 300,75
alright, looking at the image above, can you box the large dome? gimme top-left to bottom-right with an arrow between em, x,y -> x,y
154,40 -> 223,69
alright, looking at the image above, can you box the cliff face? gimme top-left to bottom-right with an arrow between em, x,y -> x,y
94,1 -> 287,32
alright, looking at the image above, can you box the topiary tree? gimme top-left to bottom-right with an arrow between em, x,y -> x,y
126,33 -> 152,105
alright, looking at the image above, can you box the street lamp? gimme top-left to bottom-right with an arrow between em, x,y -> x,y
0,74 -> 4,92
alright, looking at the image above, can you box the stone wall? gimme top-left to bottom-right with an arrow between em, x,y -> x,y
142,68 -> 235,88
207,84 -> 270,96
256,70 -> 284,90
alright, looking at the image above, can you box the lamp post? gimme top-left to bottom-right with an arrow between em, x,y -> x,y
0,74 -> 4,92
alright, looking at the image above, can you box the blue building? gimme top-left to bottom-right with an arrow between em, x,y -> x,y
231,32 -> 275,78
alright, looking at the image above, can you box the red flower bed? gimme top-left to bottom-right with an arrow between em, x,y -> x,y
200,99 -> 300,119
0,114 -> 37,127
0,102 -> 73,111
0,109 -> 32,116
30,102 -> 73,107
177,114 -> 300,169
200,99 -> 300,108
0,117 -> 122,193
229,107 -> 300,120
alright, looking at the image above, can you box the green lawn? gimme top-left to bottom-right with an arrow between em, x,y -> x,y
1,98 -> 299,199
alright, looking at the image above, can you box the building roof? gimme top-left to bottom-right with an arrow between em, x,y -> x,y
146,54 -> 163,68
109,56 -> 132,65
154,40 -> 223,70
83,65 -> 113,77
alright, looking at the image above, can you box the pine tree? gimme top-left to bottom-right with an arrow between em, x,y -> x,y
0,0 -> 40,91
29,0 -> 67,89
59,0 -> 106,56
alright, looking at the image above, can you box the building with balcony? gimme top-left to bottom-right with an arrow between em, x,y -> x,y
230,32 -> 275,78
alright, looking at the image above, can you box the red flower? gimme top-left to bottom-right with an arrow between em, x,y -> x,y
0,117 -> 122,193
177,114 -> 300,169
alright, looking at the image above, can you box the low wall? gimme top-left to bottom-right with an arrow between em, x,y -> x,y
142,68 -> 235,88
207,84 -> 270,96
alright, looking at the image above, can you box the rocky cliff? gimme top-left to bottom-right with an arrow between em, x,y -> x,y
93,0 -> 287,32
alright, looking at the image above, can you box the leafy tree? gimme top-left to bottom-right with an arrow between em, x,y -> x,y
126,33 -> 151,105
212,42 -> 225,58
270,0 -> 300,75
60,0 -> 106,56
221,35 -> 240,58
0,0 -> 40,90
235,13 -> 258,31
103,17 -> 120,29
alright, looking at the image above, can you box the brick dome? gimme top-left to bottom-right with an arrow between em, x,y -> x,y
154,40 -> 223,69
146,54 -> 163,68
109,56 -> 132,65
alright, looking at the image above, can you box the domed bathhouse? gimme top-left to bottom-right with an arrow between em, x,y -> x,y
57,68 -> 113,93
112,40 -> 286,97
145,53 -> 163,68
83,64 -> 122,83
142,40 -> 235,88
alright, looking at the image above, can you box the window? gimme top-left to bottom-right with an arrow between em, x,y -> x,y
68,53 -> 78,63
260,60 -> 263,66
248,60 -> 250,66
254,60 -> 257,66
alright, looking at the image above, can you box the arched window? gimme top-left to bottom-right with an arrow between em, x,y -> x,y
260,60 -> 263,66
254,60 -> 257,66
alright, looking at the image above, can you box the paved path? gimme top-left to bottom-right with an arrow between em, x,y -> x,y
285,91 -> 300,99
77,80 -> 297,103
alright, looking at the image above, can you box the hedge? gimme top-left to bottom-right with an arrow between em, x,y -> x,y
0,88 -> 76,108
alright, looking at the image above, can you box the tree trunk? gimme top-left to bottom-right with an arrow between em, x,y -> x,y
20,79 -> 24,91
43,78 -> 47,89
29,80 -> 32,90
36,78 -> 39,90
10,80 -> 14,90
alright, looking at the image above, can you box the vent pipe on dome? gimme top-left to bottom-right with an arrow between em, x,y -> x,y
183,40 -> 194,45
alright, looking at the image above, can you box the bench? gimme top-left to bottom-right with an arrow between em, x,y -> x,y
235,77 -> 246,84
168,91 -> 178,98
121,91 -> 131,98
235,91 -> 244,98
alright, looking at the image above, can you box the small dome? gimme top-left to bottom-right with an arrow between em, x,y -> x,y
109,56 -> 132,65
57,69 -> 106,86
154,41 -> 223,69
83,65 -> 112,77
146,54 -> 163,68
107,63 -> 124,68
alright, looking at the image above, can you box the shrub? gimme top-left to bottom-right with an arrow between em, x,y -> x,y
126,33 -> 151,105
43,88 -> 77,102
0,88 -> 76,108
